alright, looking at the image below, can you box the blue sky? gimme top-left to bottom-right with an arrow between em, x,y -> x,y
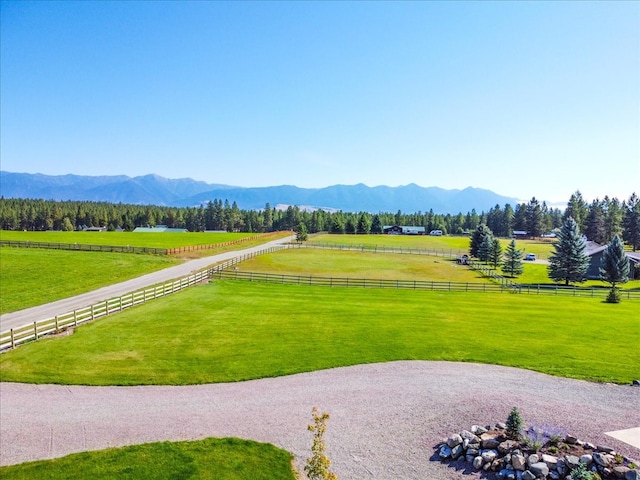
1,1 -> 638,205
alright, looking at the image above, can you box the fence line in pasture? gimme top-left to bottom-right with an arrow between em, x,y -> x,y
302,242 -> 467,258
0,243 -> 294,352
0,232 -> 285,255
210,269 -> 513,293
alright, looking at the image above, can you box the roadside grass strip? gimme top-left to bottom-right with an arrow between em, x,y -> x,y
0,437 -> 297,480
1,281 -> 637,385
0,247 -> 180,314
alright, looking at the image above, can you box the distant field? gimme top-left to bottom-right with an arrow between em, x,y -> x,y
308,233 -> 555,259
0,230 -> 262,249
0,437 -> 296,480
1,281 -> 636,385
0,247 -> 179,314
237,248 -> 488,282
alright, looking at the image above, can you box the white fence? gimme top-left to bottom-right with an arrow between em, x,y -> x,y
0,244 -> 292,351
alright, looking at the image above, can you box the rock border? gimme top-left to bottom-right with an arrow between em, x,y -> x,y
436,423 -> 639,480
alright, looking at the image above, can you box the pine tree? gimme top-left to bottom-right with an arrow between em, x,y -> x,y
488,237 -> 502,268
470,224 -> 493,258
478,233 -> 493,262
548,217 -> 590,286
296,222 -> 308,243
502,239 -> 524,277
623,193 -> 640,251
600,235 -> 630,303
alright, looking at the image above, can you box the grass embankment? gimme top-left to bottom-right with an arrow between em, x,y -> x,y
0,437 -> 296,480
0,247 -> 180,314
1,281 -> 636,385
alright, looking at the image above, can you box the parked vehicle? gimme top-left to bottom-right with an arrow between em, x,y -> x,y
525,253 -> 536,261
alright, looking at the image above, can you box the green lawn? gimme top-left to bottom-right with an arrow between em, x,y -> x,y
0,230 -> 262,249
0,437 -> 296,480
239,248 -> 489,282
0,247 -> 180,314
1,281 -> 636,385
309,233 -> 470,251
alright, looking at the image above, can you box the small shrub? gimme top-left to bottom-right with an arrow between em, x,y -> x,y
570,463 -> 600,480
606,286 -> 622,303
505,407 -> 523,440
305,407 -> 338,480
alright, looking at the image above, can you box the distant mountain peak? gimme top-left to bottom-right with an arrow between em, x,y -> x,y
0,171 -> 519,214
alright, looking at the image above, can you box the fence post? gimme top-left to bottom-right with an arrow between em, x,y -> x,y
74,310 -> 78,327
11,329 -> 15,349
55,315 -> 59,332
34,322 -> 38,340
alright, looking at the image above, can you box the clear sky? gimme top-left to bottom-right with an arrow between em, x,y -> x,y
1,1 -> 638,205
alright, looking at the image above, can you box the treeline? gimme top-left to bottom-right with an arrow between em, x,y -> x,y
0,191 -> 638,249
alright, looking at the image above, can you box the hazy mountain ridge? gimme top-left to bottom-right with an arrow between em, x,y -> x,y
0,171 -> 519,214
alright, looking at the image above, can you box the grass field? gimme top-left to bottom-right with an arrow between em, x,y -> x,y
0,247 -> 180,314
237,248 -> 489,282
0,230 -> 266,249
0,437 -> 296,480
308,233 -> 556,258
1,280 -> 637,385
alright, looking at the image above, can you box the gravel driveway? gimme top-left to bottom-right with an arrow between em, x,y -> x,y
1,361 -> 638,478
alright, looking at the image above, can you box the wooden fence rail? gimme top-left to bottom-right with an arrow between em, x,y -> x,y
303,241 -> 467,258
0,232 -> 286,256
0,244 -> 293,352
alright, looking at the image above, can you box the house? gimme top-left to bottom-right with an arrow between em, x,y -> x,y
133,225 -> 188,233
585,242 -> 640,280
512,230 -> 528,239
382,225 -> 426,235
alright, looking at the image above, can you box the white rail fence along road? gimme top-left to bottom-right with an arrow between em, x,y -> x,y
0,244 -> 292,351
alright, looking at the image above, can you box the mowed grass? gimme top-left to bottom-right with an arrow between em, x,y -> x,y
1,280 -> 637,385
0,247 -> 179,314
0,230 -> 263,249
238,248 -> 489,282
0,437 -> 296,480
309,233 -> 470,251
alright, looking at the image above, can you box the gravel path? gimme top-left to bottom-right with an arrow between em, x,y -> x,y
1,361 -> 638,478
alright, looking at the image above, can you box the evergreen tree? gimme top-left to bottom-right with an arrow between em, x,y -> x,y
478,233 -> 493,263
526,197 -> 543,238
370,214 -> 382,234
548,217 -> 590,286
356,212 -> 372,234
469,224 -> 492,258
488,237 -> 502,268
502,239 -> 524,277
585,199 -> 606,244
565,191 -> 588,232
623,193 -> 640,251
296,222 -> 308,243
600,235 -> 630,289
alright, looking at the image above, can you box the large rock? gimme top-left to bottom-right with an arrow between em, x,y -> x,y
541,453 -> 558,470
451,444 -> 464,460
580,454 -> 593,465
613,466 -> 631,479
460,430 -> 481,443
512,453 -> 527,471
473,456 -> 484,470
626,469 -> 640,480
565,455 -> 580,470
480,433 -> 502,449
593,451 -> 612,467
472,425 -> 489,435
529,462 -> 550,478
447,433 -> 463,448
522,471 -> 537,480
439,445 -> 452,459
527,454 -> 540,466
499,440 -> 519,454
482,449 -> 498,463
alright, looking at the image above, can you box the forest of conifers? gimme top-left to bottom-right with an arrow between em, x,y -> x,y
0,191 -> 639,250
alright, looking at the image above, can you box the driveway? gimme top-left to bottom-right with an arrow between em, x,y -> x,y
1,362 -> 638,478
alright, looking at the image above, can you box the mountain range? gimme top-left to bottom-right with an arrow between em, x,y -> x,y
0,171 -> 519,214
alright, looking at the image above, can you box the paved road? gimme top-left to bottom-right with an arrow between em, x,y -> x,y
0,236 -> 294,334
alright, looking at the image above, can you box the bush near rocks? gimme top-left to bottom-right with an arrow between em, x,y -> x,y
436,423 -> 639,480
